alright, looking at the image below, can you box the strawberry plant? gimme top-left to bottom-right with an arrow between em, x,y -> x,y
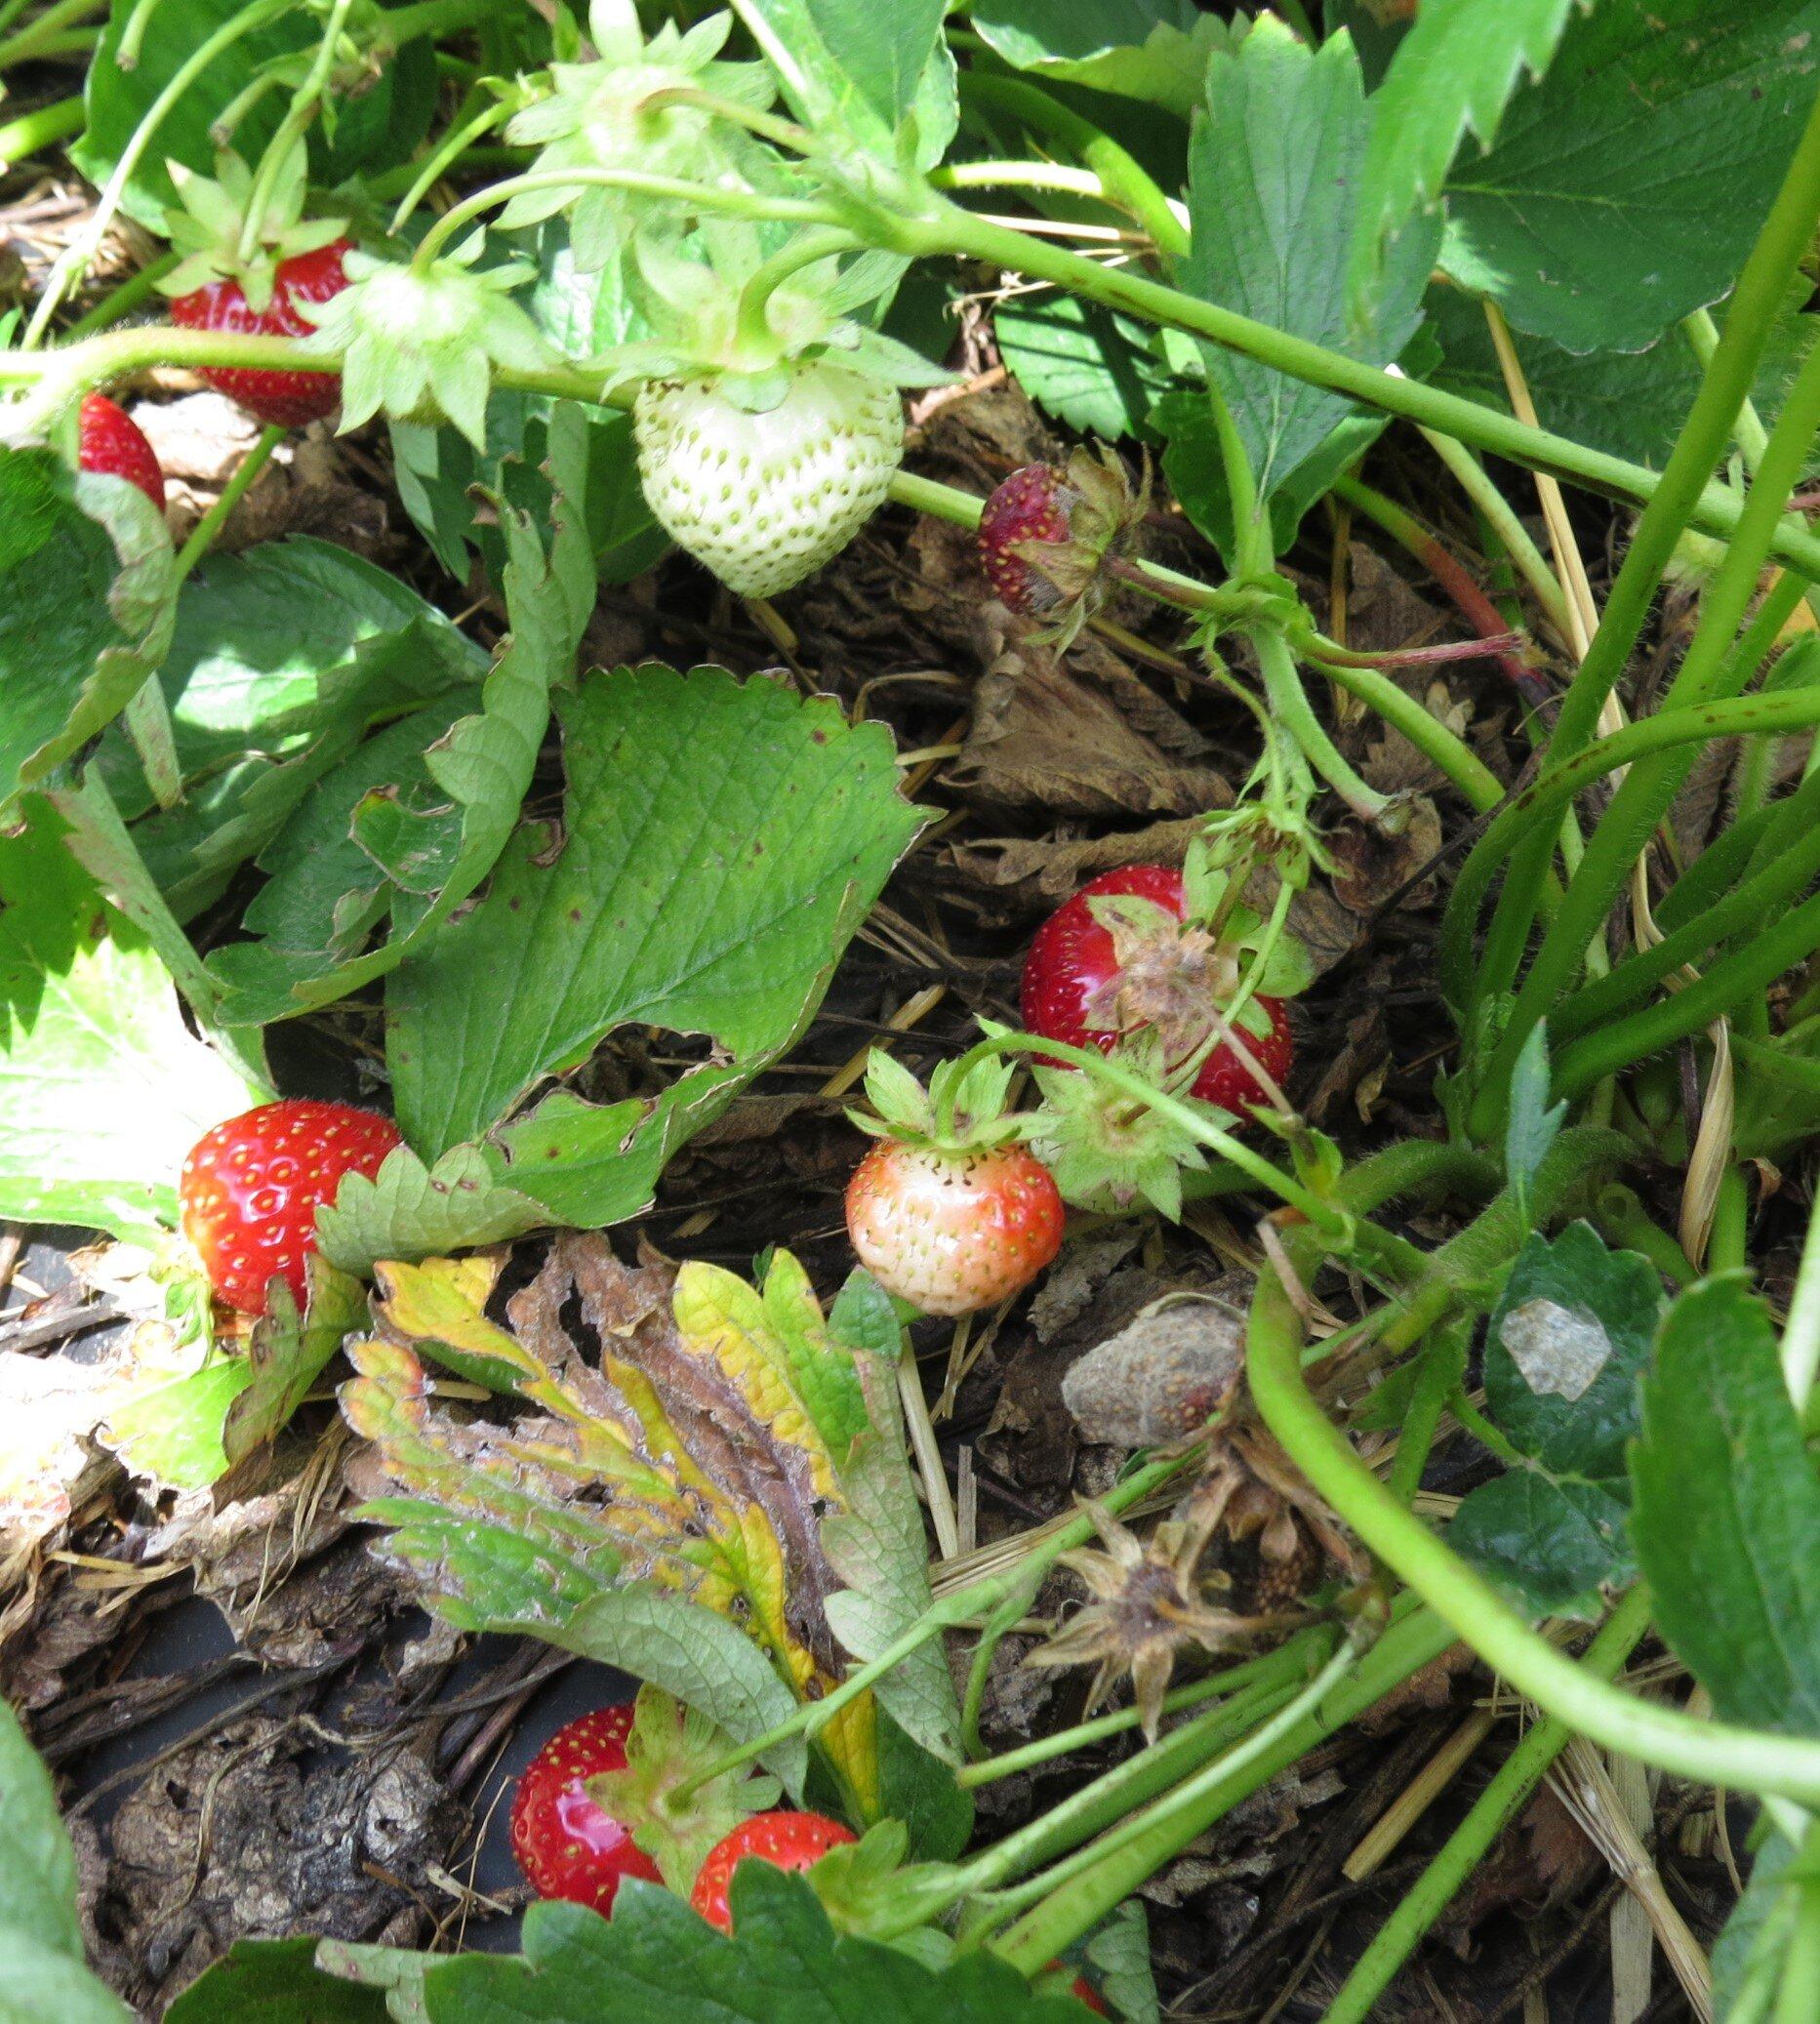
4,0 -> 1820,2016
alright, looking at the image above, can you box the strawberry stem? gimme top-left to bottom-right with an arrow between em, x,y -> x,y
731,226 -> 866,368
21,0 -> 291,347
1248,1235 -> 1820,1805
939,1028 -> 1368,1259
410,167 -> 842,270
233,0 -> 357,267
173,422 -> 283,584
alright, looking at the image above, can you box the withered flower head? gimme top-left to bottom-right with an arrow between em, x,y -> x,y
1029,1483 -> 1272,1740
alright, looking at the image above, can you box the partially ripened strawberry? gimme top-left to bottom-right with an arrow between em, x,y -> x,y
847,1140 -> 1065,1317
689,1810 -> 857,1933
844,1048 -> 1064,1316
1022,865 -> 1294,1115
180,1099 -> 401,1315
170,239 -> 350,426
979,463 -> 1071,615
509,1706 -> 663,1917
77,393 -> 164,508
977,446 -> 1149,646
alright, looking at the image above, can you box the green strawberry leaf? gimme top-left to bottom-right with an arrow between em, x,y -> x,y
421,1869 -> 1094,2019
0,799 -> 266,1238
1450,1221 -> 1662,1620
165,1937 -> 389,2022
384,663 -> 924,1209
1440,0 -> 1820,351
1483,1222 -> 1662,1490
1427,276 -> 1820,470
1181,18 -> 1438,510
0,1700 -> 130,2023
970,0 -> 1231,117
994,297 -> 1177,443
1447,1471 -> 1633,1621
314,1145 -> 547,1279
1350,0 -> 1584,302
1631,1277 -> 1820,1735
0,450 -> 176,819
731,0 -> 956,165
207,406 -> 594,1028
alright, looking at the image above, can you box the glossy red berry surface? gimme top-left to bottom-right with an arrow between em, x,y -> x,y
978,463 -> 1070,614
846,1140 -> 1066,1316
1022,865 -> 1293,1113
179,1098 -> 401,1314
688,1810 -> 858,1933
77,393 -> 165,508
508,1706 -> 662,1917
169,240 -> 350,426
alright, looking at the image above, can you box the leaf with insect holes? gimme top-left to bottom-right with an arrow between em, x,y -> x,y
1181,19 -> 1438,506
1631,1277 -> 1820,1735
0,799 -> 264,1239
382,662 -> 924,1195
1449,1221 -> 1662,1618
341,1238 -> 937,1827
0,1701 -> 131,2023
0,452 -> 176,818
1440,0 -> 1820,352
206,405 -> 595,1028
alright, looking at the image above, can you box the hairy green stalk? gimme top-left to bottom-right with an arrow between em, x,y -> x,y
1453,79 -> 1820,1030
1471,328 -> 1820,1129
1247,1256 -> 1820,1803
1320,1586 -> 1654,2024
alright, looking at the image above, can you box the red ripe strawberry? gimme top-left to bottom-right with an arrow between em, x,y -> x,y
509,1706 -> 663,1916
689,1810 -> 857,1933
1023,865 -> 1294,1115
1072,1975 -> 1109,2015
180,1098 -> 401,1314
170,239 -> 350,427
979,463 -> 1072,616
77,393 -> 165,508
846,1140 -> 1065,1316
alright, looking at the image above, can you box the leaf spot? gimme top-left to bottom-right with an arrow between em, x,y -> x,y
1500,1298 -> 1611,1402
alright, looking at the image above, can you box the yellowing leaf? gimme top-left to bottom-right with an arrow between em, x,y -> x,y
343,1236 -> 917,1818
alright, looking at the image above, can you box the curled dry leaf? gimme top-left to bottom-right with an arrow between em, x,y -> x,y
340,1235 -> 952,1814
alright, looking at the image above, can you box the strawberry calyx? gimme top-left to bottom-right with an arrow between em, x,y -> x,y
1030,1029 -> 1227,1221
503,2 -> 779,270
583,1684 -> 780,1893
157,141 -> 347,313
847,1045 -> 1030,1158
297,236 -> 556,447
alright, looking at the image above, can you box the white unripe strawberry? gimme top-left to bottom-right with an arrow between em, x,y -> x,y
632,361 -> 904,599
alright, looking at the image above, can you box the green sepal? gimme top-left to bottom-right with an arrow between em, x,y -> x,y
299,242 -> 555,449
585,1683 -> 780,1892
158,141 -> 346,309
